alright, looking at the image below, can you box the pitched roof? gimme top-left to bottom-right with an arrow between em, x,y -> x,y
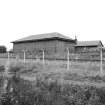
76,40 -> 103,47
12,32 -> 74,43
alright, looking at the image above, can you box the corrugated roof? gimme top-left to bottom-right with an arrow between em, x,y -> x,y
12,32 -> 74,43
76,40 -> 103,47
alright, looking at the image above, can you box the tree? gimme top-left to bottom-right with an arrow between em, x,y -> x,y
0,46 -> 7,53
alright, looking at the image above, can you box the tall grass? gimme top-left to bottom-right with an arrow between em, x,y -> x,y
1,77 -> 105,105
0,62 -> 105,105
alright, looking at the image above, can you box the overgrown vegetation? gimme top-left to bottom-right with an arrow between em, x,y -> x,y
0,62 -> 105,105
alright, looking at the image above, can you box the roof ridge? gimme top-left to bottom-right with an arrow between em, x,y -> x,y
78,40 -> 101,42
76,40 -> 103,47
12,32 -> 74,43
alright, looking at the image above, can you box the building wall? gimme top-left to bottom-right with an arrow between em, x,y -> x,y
13,40 -> 57,54
55,40 -> 76,59
64,41 -> 75,53
75,46 -> 99,53
13,39 -> 76,59
75,41 -> 103,53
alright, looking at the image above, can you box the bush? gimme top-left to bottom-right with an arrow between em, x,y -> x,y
0,46 -> 7,53
1,76 -> 105,105
1,63 -> 105,105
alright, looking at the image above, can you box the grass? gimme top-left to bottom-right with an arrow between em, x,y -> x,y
1,60 -> 105,104
1,74 -> 105,105
0,58 -> 105,87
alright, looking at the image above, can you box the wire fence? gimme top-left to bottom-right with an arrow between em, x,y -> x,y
0,50 -> 105,75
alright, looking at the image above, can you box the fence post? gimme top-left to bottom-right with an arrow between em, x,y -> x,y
22,50 -> 26,63
100,47 -> 103,75
42,49 -> 45,66
67,48 -> 70,70
5,51 -> 10,80
7,51 -> 10,62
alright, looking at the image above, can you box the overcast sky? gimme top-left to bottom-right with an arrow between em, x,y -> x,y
0,0 -> 105,50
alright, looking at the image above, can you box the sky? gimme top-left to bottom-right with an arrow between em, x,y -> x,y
0,0 -> 105,50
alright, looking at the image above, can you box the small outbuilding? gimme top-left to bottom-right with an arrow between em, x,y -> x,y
75,40 -> 103,52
